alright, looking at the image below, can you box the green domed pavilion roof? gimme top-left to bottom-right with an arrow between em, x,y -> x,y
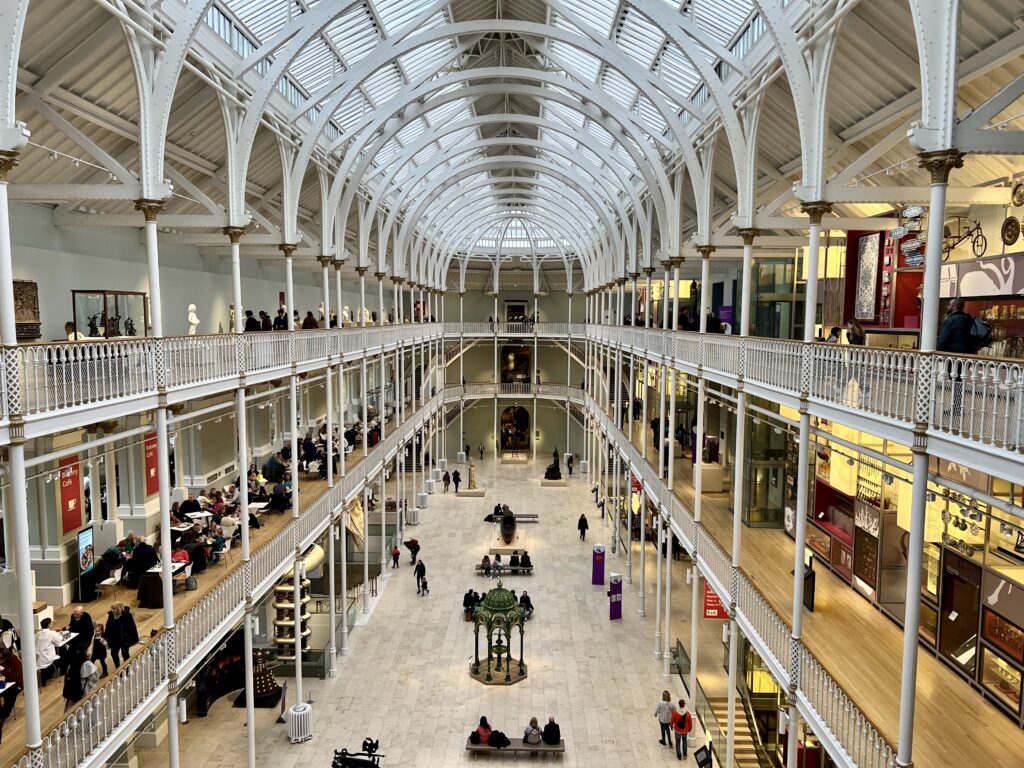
481,581 -> 518,612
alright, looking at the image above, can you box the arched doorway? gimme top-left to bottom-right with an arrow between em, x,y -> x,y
500,406 -> 530,453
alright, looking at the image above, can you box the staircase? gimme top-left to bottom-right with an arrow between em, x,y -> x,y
445,338 -> 480,364
706,697 -> 763,768
445,400 -> 465,426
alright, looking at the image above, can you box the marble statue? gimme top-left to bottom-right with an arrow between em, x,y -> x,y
318,301 -> 325,321
342,306 -> 351,324
187,303 -> 200,335
468,456 -> 478,490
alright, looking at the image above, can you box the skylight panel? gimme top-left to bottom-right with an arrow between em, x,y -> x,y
542,101 -> 585,130
653,42 -> 700,101
599,68 -> 638,111
614,8 -> 664,69
547,42 -> 601,83
374,0 -> 445,35
359,64 -> 402,108
396,118 -> 426,147
425,98 -> 471,128
399,39 -> 454,84
585,120 -> 615,149
289,38 -> 337,94
333,90 -> 371,132
694,0 -> 755,45
439,126 -> 477,151
223,0 -> 291,42
325,5 -> 380,66
375,137 -> 402,166
551,0 -> 617,37
637,93 -> 668,136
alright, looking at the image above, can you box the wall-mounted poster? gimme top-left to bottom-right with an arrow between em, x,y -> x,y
144,433 -> 159,497
854,234 -> 881,320
59,455 -> 83,535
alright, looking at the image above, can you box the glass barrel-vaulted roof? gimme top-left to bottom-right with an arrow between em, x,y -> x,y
210,0 -> 762,261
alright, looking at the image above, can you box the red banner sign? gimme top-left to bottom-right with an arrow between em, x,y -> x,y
59,455 -> 82,536
631,475 -> 642,493
144,433 -> 159,497
703,583 -> 728,620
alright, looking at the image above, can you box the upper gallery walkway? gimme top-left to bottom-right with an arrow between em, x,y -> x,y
1,322 -> 1017,480
616,408 -> 1024,768
5,392 -> 443,768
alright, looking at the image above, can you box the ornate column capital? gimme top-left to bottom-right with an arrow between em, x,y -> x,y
642,267 -> 655,277
134,198 -> 166,222
222,226 -> 245,244
318,256 -> 333,268
374,271 -> 386,281
800,201 -> 833,226
737,228 -> 760,246
97,420 -> 119,433
333,260 -> 344,271
615,277 -> 627,287
392,276 -> 404,285
0,150 -> 19,182
918,149 -> 964,185
696,245 -> 715,260
278,243 -> 298,259
354,266 -> 367,276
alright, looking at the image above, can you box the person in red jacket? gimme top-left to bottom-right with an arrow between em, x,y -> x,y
669,699 -> 693,760
475,715 -> 492,745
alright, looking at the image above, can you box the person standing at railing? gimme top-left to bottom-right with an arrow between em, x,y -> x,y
273,308 -> 288,330
302,311 -> 319,329
243,310 -> 260,332
937,298 -> 974,418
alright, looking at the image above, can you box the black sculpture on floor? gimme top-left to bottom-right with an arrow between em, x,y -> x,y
543,446 -> 562,480
500,510 -> 517,544
333,738 -> 384,767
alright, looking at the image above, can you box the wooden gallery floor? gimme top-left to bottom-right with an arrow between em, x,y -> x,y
0,441 -> 391,765
623,422 -> 1024,768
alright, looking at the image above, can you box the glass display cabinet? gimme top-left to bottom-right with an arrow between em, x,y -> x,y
71,290 -> 148,338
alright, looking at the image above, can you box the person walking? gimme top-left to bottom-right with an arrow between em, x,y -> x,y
655,690 -> 674,746
414,560 -> 426,594
452,469 -> 462,493
391,545 -> 401,569
104,602 -> 139,669
478,444 -> 484,460
577,513 -> 589,541
566,454 -> 574,476
442,471 -> 451,492
91,624 -> 109,677
670,699 -> 693,760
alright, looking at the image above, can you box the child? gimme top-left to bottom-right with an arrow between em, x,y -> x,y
391,546 -> 401,569
419,578 -> 429,596
92,624 -> 109,677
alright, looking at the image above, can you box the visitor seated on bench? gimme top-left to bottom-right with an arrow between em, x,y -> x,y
520,551 -> 532,569
510,551 -> 520,568
523,717 -> 542,745
493,553 -> 504,576
474,716 -> 492,745
542,716 -> 560,745
480,555 -> 492,578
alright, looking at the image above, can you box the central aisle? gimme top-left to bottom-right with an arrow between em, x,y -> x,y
146,456 -> 707,768
316,456 -> 701,766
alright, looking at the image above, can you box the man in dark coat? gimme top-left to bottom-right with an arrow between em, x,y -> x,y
937,298 -> 974,353
414,560 -> 426,594
126,539 -> 159,587
542,716 -> 561,745
577,513 -> 589,541
937,297 -> 974,415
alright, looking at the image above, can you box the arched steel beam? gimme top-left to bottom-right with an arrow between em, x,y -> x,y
375,136 -> 648,275
394,157 -> 625,283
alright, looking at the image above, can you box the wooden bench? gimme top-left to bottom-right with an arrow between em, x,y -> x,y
511,514 -> 539,522
466,737 -> 565,758
473,561 -> 532,573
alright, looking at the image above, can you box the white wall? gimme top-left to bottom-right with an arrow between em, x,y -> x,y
10,203 -> 368,340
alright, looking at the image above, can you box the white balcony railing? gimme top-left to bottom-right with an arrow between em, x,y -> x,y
13,391 -> 446,768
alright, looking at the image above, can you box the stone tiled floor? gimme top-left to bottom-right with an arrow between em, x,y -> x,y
135,457 -> 714,767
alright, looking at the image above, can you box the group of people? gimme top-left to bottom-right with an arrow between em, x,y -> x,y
474,715 -> 560,747
440,469 -> 462,493
654,692 -> 693,760
477,550 -> 533,578
34,603 -> 140,715
242,307 -> 331,332
461,588 -> 534,621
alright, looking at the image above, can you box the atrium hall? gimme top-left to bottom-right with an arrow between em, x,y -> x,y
0,0 -> 1022,767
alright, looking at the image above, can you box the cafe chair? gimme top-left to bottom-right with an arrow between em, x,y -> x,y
216,538 -> 233,566
173,563 -> 193,593
97,566 -> 123,601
